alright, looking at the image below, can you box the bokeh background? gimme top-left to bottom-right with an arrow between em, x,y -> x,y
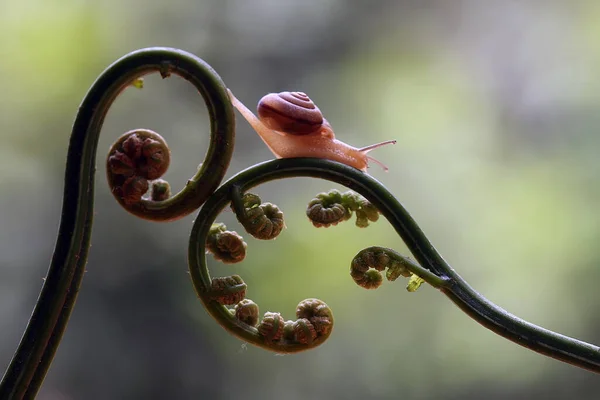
2,0 -> 600,399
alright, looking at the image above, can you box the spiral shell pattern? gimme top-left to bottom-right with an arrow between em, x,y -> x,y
257,91 -> 324,135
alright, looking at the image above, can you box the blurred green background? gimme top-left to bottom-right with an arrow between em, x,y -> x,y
2,0 -> 600,399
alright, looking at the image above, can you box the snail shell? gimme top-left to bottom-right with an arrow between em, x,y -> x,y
228,89 -> 396,171
257,92 -> 325,135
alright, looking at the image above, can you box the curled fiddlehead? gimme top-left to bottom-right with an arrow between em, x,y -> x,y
188,157 -> 600,370
258,312 -> 286,342
256,299 -> 334,347
306,189 -> 380,228
350,246 -> 438,291
351,247 -> 409,289
294,298 -> 333,338
106,129 -> 171,206
234,299 -> 260,326
150,179 -> 171,201
190,182 -> 339,352
230,188 -> 285,240
209,275 -> 247,305
0,47 -> 235,399
205,223 -> 247,264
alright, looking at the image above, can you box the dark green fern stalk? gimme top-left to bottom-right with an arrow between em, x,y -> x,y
0,48 -> 235,399
1,47 -> 600,400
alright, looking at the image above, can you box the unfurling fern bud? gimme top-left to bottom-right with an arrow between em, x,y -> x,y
407,275 -> 425,292
131,77 -> 144,89
353,269 -> 383,289
209,275 -> 247,305
150,179 -> 171,201
306,189 -> 380,228
351,249 -> 387,289
351,247 -> 414,290
255,299 -> 333,346
106,129 -> 171,207
121,176 -> 149,205
354,199 -> 380,228
283,320 -> 296,341
386,261 -> 412,282
306,190 -> 350,228
234,299 -> 260,326
258,312 -> 285,342
293,318 -> 318,345
122,133 -> 143,161
141,138 -> 169,180
232,193 -> 285,240
107,151 -> 135,176
295,298 -> 333,337
205,223 -> 247,264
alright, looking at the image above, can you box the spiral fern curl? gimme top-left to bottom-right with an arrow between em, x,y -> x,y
306,189 -> 380,228
205,223 -> 247,264
350,246 -> 436,292
230,189 -> 285,240
1,47 -> 600,399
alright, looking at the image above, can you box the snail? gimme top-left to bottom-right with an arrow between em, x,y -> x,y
228,90 -> 396,171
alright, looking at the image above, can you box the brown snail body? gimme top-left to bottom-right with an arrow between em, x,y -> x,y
228,90 -> 395,172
